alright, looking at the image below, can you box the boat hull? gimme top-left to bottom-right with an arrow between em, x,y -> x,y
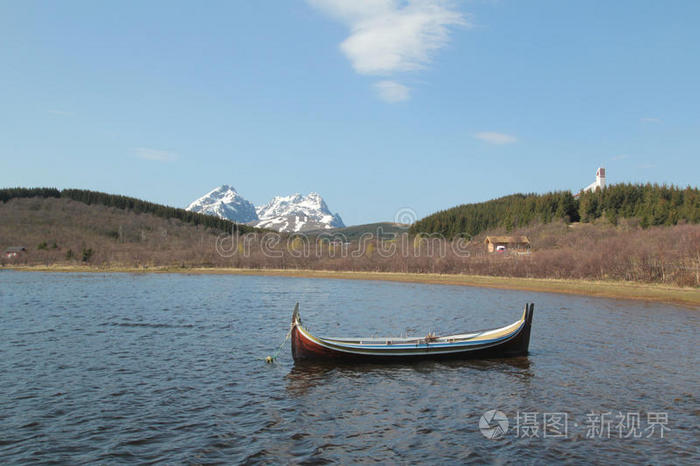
291,303 -> 534,363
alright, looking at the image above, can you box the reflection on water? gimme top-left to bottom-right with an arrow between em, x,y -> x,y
0,271 -> 698,463
286,357 -> 534,395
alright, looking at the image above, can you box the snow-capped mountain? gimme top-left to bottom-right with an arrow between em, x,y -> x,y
185,185 -> 259,223
253,192 -> 345,232
186,187 -> 344,232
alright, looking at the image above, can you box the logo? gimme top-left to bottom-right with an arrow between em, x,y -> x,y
393,207 -> 417,226
480,410 -> 509,439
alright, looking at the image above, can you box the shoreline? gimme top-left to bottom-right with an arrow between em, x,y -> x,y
5,265 -> 699,307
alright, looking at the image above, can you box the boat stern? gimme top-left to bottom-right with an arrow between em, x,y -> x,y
515,302 -> 534,356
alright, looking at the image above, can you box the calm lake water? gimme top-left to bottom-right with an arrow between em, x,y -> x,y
0,271 -> 698,464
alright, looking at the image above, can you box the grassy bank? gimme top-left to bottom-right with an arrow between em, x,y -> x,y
6,265 -> 699,307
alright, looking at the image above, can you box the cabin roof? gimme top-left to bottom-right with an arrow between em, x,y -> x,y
484,236 -> 530,244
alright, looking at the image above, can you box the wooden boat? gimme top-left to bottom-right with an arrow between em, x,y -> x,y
291,303 -> 534,363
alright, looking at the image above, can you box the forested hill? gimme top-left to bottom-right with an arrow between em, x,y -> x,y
0,187 -> 258,234
410,184 -> 700,239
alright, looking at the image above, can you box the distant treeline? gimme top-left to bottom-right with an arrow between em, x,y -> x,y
411,184 -> 700,238
578,183 -> 699,227
0,187 -> 256,233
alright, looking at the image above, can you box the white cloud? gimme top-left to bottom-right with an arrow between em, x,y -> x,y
307,0 -> 466,101
474,132 -> 517,145
640,117 -> 662,123
134,148 -> 177,162
611,154 -> 629,161
373,80 -> 410,102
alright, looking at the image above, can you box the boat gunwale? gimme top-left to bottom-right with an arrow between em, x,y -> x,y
295,317 -> 526,353
295,323 -> 526,356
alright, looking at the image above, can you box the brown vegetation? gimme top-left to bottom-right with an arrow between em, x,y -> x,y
0,197 -> 225,267
2,197 -> 699,288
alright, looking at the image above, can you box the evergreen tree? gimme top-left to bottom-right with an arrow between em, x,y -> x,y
410,183 -> 699,239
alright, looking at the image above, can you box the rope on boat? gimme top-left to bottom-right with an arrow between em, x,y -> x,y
265,324 -> 292,364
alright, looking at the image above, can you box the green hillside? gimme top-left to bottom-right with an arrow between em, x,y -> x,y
410,184 -> 700,239
0,187 -> 257,234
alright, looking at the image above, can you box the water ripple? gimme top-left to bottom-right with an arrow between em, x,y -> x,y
0,271 -> 697,463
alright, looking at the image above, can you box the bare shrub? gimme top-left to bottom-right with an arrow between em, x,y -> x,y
1,198 -> 698,286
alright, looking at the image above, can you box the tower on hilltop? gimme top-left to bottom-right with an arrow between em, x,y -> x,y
583,167 -> 606,193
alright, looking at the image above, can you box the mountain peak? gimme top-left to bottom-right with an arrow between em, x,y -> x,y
186,185 -> 258,223
186,187 -> 344,232
253,192 -> 344,232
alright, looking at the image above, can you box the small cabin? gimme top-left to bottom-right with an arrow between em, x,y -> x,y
484,236 -> 530,253
4,246 -> 27,258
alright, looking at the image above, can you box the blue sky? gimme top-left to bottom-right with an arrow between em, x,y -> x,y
1,1 -> 698,226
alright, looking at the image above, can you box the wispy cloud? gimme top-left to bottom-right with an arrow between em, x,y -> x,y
134,147 -> 178,162
611,154 -> 629,161
48,109 -> 73,116
373,80 -> 410,102
640,117 -> 662,123
474,131 -> 517,145
638,163 -> 655,169
307,0 -> 467,102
